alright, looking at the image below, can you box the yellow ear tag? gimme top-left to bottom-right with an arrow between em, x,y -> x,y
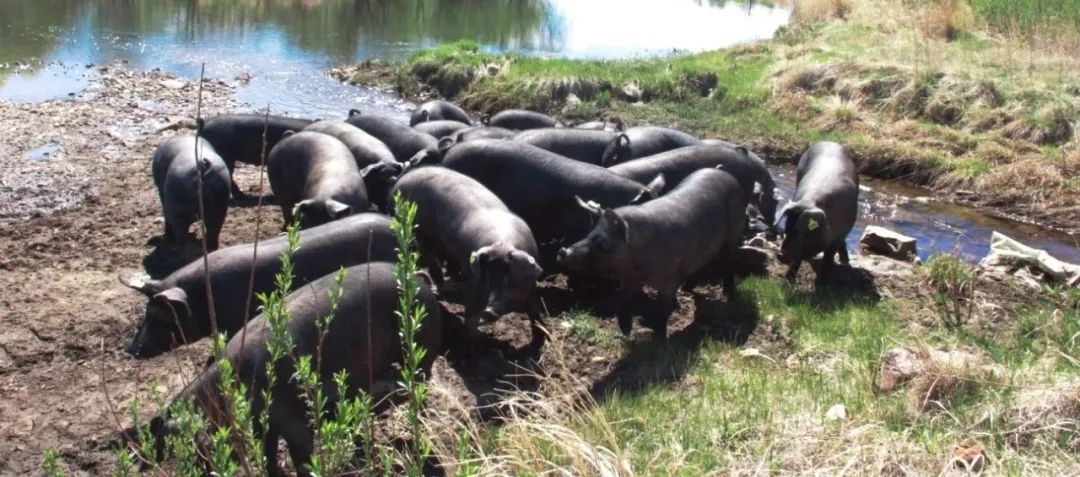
808,218 -> 820,231
470,250 -> 480,265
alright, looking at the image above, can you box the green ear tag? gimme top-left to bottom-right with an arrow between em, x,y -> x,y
470,250 -> 480,265
807,218 -> 820,231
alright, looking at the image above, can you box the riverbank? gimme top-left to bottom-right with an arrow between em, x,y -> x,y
333,0 -> 1080,235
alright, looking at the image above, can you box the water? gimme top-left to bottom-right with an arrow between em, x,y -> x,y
770,166 -> 1080,264
0,0 -> 791,117
1,0 -> 1077,264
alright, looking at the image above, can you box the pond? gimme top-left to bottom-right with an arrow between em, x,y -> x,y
2,0 -> 1078,265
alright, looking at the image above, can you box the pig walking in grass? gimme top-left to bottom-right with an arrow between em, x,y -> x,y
777,141 -> 859,281
390,166 -> 545,352
151,136 -> 230,251
129,263 -> 442,477
120,213 -> 395,358
557,168 -> 746,338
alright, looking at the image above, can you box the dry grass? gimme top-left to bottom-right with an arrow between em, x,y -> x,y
793,0 -> 854,23
1005,382 -> 1080,451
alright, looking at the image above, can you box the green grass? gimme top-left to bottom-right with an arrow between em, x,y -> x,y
970,0 -> 1080,31
533,274 -> 1080,475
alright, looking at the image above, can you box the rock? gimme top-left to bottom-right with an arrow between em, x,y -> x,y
159,79 -> 186,90
825,404 -> 848,421
859,225 -> 917,261
979,231 -> 1080,287
562,93 -> 582,115
852,254 -> 914,278
155,116 -> 197,133
876,346 -> 995,393
620,82 -> 643,102
877,347 -> 925,392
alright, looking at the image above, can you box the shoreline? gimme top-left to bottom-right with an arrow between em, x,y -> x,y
332,9 -> 1080,237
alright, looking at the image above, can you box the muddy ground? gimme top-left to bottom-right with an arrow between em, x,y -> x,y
0,67 -> 943,475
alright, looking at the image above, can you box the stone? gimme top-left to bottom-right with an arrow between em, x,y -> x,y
159,79 -> 186,90
980,231 -> 1080,287
859,225 -> 917,260
876,347 -> 925,392
825,404 -> 848,421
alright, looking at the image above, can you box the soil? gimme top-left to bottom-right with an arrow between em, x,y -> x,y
0,66 -> 1035,476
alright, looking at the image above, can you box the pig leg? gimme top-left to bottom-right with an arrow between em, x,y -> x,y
282,421 -> 315,477
463,286 -> 486,354
281,202 -> 296,230
262,431 -> 285,477
645,285 -> 679,340
225,160 -> 247,199
420,252 -> 444,287
819,243 -> 841,281
203,206 -> 226,252
837,241 -> 851,265
785,260 -> 801,281
525,296 -> 547,356
163,219 -> 176,244
716,245 -> 738,300
615,285 -> 638,336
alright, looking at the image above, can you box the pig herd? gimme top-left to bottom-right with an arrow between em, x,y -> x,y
120,99 -> 860,475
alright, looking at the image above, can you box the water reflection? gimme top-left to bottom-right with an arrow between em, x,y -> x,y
0,0 -> 792,115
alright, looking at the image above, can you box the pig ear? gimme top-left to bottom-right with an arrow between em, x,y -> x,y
774,203 -> 793,229
119,273 -> 160,296
512,250 -> 544,279
470,246 -> 491,274
282,130 -> 296,138
325,200 -> 352,219
646,173 -> 665,196
361,162 -> 402,180
736,145 -> 749,156
195,117 -> 206,130
419,109 -> 430,122
574,195 -> 603,217
348,109 -> 362,118
438,136 -> 457,153
480,114 -> 491,126
603,209 -> 630,242
407,149 -> 439,168
617,133 -> 630,148
152,287 -> 190,319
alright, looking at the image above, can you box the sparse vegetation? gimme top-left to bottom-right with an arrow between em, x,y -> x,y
924,253 -> 977,327
336,0 -> 1080,233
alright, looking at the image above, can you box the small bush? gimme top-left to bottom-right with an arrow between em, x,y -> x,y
923,254 -> 976,327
